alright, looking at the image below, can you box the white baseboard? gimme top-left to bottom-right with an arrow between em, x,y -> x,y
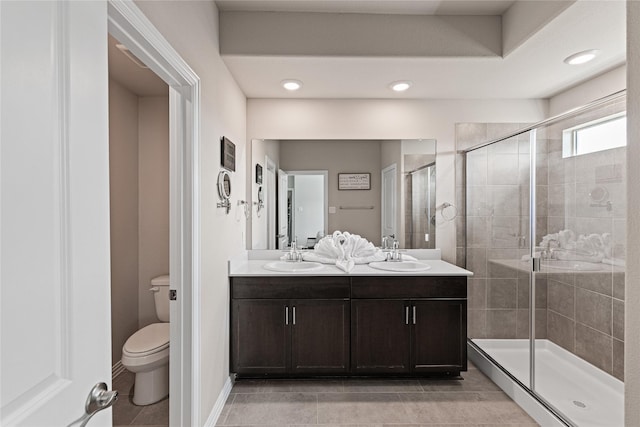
203,375 -> 234,427
112,360 -> 126,379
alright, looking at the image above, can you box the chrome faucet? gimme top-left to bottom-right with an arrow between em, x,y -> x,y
386,240 -> 402,262
382,234 -> 395,250
285,238 -> 303,262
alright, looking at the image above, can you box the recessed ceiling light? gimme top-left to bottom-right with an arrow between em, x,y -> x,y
564,49 -> 600,65
390,81 -> 412,92
281,79 -> 303,91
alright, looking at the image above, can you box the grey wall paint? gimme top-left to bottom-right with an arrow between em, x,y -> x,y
280,140 -> 382,244
138,96 -> 170,328
108,82 -> 169,362
109,79 -> 140,364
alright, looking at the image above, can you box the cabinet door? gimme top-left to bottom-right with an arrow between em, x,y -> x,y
411,300 -> 467,373
291,299 -> 350,374
351,299 -> 411,373
231,299 -> 290,374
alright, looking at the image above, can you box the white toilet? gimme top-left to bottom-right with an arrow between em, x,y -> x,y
121,274 -> 170,406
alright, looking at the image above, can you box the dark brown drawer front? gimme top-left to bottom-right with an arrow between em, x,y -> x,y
351,276 -> 466,299
231,277 -> 350,299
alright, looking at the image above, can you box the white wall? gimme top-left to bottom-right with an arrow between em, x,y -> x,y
134,1 -> 247,424
549,65 -> 626,115
247,98 -> 547,262
626,1 -> 639,423
250,139 -> 279,249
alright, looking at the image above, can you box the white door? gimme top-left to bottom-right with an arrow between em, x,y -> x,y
277,170 -> 289,249
1,2 -> 113,426
381,164 -> 397,242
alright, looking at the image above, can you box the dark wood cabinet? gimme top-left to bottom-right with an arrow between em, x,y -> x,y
230,277 -> 350,376
411,299 -> 467,373
230,275 -> 467,377
351,299 -> 411,373
231,299 -> 289,375
291,299 -> 350,374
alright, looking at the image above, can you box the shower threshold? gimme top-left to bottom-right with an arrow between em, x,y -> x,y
471,339 -> 623,427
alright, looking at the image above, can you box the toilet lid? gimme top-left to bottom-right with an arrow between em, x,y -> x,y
123,323 -> 169,355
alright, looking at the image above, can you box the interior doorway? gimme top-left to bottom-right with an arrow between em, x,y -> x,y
108,1 -> 202,425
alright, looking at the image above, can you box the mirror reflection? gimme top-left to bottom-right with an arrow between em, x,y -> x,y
250,139 -> 436,249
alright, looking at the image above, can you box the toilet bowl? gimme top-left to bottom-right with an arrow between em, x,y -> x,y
121,275 -> 170,406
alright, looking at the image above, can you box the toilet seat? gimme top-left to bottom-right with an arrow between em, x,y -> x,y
123,323 -> 169,357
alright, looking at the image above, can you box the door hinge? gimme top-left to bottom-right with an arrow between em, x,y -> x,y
169,289 -> 177,300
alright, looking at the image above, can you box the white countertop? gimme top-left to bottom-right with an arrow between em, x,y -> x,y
229,250 -> 473,277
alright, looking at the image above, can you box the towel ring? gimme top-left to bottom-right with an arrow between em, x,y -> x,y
438,202 -> 458,221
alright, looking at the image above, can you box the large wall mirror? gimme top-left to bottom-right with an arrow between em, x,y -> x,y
249,139 -> 436,249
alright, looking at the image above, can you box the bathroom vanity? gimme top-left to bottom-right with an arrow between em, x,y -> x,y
229,252 -> 472,378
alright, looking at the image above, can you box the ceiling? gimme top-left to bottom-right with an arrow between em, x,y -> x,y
216,0 -> 627,99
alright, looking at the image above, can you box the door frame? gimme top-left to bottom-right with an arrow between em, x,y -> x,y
108,2 -> 200,425
286,170 -> 329,240
265,156 -> 277,249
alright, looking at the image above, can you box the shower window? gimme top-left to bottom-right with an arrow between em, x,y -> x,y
562,112 -> 626,157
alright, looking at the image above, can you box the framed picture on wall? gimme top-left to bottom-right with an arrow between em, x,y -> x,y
338,173 -> 371,190
221,136 -> 236,171
255,164 -> 263,184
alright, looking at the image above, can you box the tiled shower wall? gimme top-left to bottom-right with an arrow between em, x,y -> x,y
457,101 -> 626,381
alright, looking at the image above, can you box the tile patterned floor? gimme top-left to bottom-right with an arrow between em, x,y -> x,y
112,371 -> 169,427
216,362 -> 539,427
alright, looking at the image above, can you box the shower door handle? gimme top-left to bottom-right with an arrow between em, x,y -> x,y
532,257 -> 541,272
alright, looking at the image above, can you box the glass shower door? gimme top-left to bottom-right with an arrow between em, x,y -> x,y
466,132 -> 533,387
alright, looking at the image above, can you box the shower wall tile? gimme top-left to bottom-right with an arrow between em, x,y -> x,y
547,183 -> 576,217
488,154 -> 519,185
547,311 -> 575,352
548,154 -> 575,186
488,136 -> 518,154
466,248 -> 487,278
487,278 -> 517,309
486,123 -> 523,142
466,154 -> 487,185
546,272 -> 575,287
575,272 -> 612,296
486,310 -> 517,339
467,309 -> 487,339
489,186 -> 521,216
613,339 -> 624,381
575,289 -> 612,335
456,123 -> 487,151
467,216 -> 489,247
574,217 -> 614,236
488,261 -> 518,278
548,280 -> 575,319
468,279 -> 487,309
516,274 -> 547,310
575,323 -> 613,375
490,216 -> 521,249
613,298 -> 624,341
613,273 -> 625,300
516,308 -> 547,339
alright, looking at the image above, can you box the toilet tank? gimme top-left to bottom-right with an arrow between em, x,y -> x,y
151,274 -> 170,322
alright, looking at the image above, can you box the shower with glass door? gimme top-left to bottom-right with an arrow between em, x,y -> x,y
462,92 -> 626,426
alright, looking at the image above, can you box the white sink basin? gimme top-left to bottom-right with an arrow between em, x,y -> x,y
368,261 -> 432,272
542,260 -> 602,271
263,261 -> 324,272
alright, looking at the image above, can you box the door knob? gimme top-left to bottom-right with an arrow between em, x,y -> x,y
68,382 -> 118,427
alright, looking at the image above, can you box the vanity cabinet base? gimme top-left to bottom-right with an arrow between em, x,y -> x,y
230,276 -> 467,378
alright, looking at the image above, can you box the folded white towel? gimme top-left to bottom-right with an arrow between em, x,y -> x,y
335,259 -> 355,272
